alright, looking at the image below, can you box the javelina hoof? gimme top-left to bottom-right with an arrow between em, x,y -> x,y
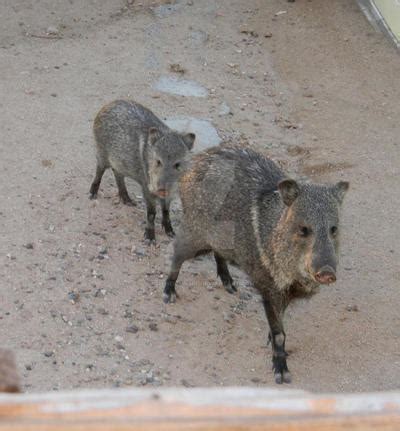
163,280 -> 178,303
272,356 -> 291,384
275,370 -> 292,384
163,292 -> 177,304
164,227 -> 175,238
144,228 -> 156,243
224,282 -> 237,294
166,230 -> 175,238
89,192 -> 98,200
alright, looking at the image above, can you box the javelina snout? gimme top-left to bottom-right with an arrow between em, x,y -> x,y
315,266 -> 336,284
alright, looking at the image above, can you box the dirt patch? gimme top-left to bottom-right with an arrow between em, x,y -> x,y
1,0 -> 399,394
301,162 -> 354,177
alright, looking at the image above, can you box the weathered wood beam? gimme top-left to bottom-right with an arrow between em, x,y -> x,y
0,387 -> 399,430
0,349 -> 20,393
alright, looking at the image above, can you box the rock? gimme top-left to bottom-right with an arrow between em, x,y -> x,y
239,291 -> 252,301
126,324 -> 139,334
94,288 -> 107,298
169,63 -> 186,74
162,314 -> 177,324
223,312 -> 234,322
145,371 -> 154,383
46,26 -> 59,36
218,102 -> 232,117
132,246 -> 146,257
189,30 -> 209,46
144,52 -> 160,70
239,27 -> 258,38
41,159 -> 54,168
346,305 -> 359,312
68,291 -> 79,304
181,378 -> 194,387
115,342 -> 125,350
164,117 -> 221,152
154,76 -> 208,98
23,243 -> 34,250
44,351 -> 54,358
251,377 -> 261,383
97,248 -> 109,260
97,307 -> 109,316
149,323 -> 158,331
152,3 -> 182,19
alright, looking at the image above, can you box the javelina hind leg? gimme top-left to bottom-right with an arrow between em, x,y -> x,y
113,170 -> 136,206
161,199 -> 174,237
214,253 -> 237,294
89,164 -> 106,199
262,295 -> 291,384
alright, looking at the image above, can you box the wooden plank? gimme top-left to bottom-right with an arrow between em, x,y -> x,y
0,349 -> 20,393
0,388 -> 399,430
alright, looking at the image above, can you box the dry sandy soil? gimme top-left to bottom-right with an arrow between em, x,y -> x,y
0,0 -> 399,393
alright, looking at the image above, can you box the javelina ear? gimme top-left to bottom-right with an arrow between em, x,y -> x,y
278,179 -> 300,206
333,181 -> 349,204
182,133 -> 195,150
148,127 -> 160,146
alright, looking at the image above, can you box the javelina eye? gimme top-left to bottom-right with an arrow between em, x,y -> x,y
156,160 -> 162,167
330,226 -> 338,236
174,162 -> 181,170
299,226 -> 311,237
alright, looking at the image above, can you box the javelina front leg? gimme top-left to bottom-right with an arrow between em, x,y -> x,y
89,164 -> 106,199
262,297 -> 291,384
142,189 -> 157,242
214,253 -> 237,294
161,199 -> 174,237
164,233 -> 200,303
144,207 -> 156,242
113,170 -> 136,206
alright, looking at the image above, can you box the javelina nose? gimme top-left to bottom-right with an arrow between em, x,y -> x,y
315,266 -> 336,284
157,188 -> 169,198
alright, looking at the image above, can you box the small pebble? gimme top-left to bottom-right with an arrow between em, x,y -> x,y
346,305 -> 359,312
149,323 -> 158,331
126,324 -> 139,334
46,26 -> 59,35
68,291 -> 79,304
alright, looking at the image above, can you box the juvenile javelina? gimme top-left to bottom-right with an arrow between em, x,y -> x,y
90,100 -> 195,241
163,146 -> 349,384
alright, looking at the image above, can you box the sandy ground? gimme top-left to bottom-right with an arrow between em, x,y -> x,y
0,0 -> 399,393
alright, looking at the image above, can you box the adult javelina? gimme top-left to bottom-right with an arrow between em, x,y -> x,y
163,146 -> 349,384
90,100 -> 195,241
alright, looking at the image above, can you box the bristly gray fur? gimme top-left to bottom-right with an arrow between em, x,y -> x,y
165,145 -> 349,384
90,99 -> 195,241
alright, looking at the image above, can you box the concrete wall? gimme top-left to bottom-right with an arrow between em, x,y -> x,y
374,0 -> 400,41
359,0 -> 400,46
